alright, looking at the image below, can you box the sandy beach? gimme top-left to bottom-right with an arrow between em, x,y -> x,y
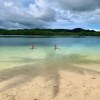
0,63 -> 100,100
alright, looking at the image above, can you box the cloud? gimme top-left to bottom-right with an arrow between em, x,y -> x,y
52,0 -> 100,30
55,0 -> 100,12
0,0 -> 56,29
0,0 -> 100,30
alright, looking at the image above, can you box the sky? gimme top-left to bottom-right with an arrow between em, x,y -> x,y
0,0 -> 100,30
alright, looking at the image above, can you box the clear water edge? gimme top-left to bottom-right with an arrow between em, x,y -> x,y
0,37 -> 100,72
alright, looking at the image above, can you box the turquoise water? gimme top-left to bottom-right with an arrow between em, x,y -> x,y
0,37 -> 100,71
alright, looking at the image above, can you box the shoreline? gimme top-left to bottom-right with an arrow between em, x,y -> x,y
0,35 -> 100,38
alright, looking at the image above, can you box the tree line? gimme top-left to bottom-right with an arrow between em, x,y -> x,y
0,28 -> 100,36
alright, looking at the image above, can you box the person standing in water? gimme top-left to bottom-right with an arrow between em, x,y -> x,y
31,44 -> 36,49
54,44 -> 58,50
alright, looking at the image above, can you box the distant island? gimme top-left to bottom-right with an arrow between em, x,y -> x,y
0,28 -> 100,37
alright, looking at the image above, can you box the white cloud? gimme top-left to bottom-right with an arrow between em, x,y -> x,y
0,0 -> 100,29
0,0 -> 56,29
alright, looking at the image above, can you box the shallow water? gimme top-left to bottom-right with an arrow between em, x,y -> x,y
0,37 -> 100,71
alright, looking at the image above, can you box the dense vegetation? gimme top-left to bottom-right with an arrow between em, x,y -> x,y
0,28 -> 100,36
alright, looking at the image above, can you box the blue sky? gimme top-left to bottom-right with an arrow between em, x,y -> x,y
0,0 -> 100,30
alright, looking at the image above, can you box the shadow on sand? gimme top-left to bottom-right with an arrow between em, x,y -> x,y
0,52 -> 100,98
